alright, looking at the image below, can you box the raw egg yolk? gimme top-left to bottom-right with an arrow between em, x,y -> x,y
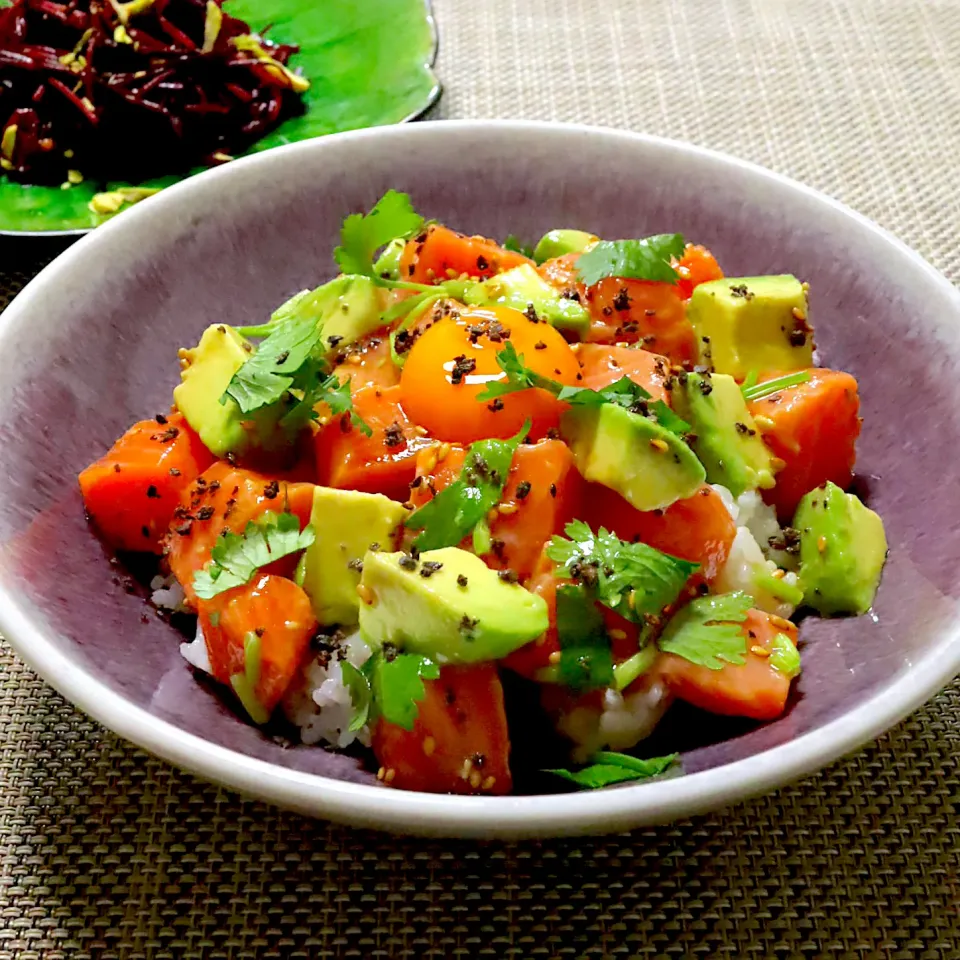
399,305 -> 581,444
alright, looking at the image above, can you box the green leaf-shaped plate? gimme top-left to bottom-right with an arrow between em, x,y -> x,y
0,0 -> 440,235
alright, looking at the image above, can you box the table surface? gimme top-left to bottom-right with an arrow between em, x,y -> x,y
1,0 -> 959,956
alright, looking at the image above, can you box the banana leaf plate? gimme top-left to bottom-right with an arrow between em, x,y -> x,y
0,0 -> 440,236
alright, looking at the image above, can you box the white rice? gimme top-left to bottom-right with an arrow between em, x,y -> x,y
710,485 -> 801,618
557,678 -> 673,764
150,573 -> 189,613
180,619 -> 212,674
710,483 -> 740,523
282,630 -> 372,749
735,489 -> 798,571
174,484 -> 795,757
177,609 -> 371,747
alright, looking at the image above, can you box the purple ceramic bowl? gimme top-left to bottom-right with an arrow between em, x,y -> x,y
0,122 -> 958,838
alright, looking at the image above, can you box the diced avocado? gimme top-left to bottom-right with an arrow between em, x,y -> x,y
174,324 -> 267,457
358,547 -> 549,663
687,275 -> 815,378
794,482 -> 887,615
672,371 -> 775,496
373,237 -> 407,281
301,488 -> 408,626
561,404 -> 705,511
320,276 -> 388,349
464,264 -> 590,334
275,275 -> 387,354
533,229 -> 598,263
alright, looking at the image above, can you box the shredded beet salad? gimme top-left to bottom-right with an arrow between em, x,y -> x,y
0,0 -> 309,185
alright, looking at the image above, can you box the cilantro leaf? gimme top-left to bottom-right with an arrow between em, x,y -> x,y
643,401 -> 692,436
225,319 -> 371,437
558,377 -> 692,436
334,190 -> 424,278
478,344 -> 690,435
280,367 -> 372,437
769,632 -> 801,678
404,422 -> 529,550
474,341 -> 558,401
656,592 -> 754,670
370,652 -> 441,731
193,512 -> 316,599
740,370 -> 812,402
555,584 -> 614,690
224,313 -> 323,413
387,292 -> 445,368
575,235 -> 686,286
554,375 -> 650,407
547,520 -> 699,623
340,660 -> 373,732
545,751 -> 679,789
503,234 -> 535,259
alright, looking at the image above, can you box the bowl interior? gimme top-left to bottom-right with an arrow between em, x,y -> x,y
0,123 -> 958,830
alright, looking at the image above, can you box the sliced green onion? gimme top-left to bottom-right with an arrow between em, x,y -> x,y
230,674 -> 269,724
769,632 -> 801,678
613,645 -> 658,691
293,552 -> 308,587
741,371 -> 811,403
754,570 -> 804,606
472,518 -> 492,556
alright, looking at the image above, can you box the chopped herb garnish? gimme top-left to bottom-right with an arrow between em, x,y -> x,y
368,652 -> 441,730
769,633 -> 801,678
656,592 -> 754,670
741,370 -> 812,403
477,342 -> 690,435
475,341 -> 558,401
613,646 -> 659,691
222,306 -> 371,437
754,569 -> 804,606
556,377 -> 692,436
229,630 -> 269,725
503,234 -> 535,259
575,235 -> 686,287
193,511 -> 315,599
334,190 -> 425,280
224,315 -> 322,413
285,367 -> 372,437
340,660 -> 372,732
554,584 -> 614,690
547,520 -> 699,623
545,751 -> 679,789
405,422 -> 529,550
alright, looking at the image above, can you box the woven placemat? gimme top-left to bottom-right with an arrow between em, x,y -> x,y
1,0 -> 959,956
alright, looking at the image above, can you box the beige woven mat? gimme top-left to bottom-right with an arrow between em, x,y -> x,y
1,0 -> 959,955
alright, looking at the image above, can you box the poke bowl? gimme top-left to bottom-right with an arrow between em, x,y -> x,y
0,120 -> 958,838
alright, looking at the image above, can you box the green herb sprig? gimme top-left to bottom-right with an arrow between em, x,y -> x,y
547,520 -> 699,624
404,422 -> 530,551
545,751 -> 680,789
656,591 -> 754,670
741,370 -> 812,403
193,511 -> 316,600
477,342 -> 690,436
575,235 -> 686,286
342,651 -> 441,732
